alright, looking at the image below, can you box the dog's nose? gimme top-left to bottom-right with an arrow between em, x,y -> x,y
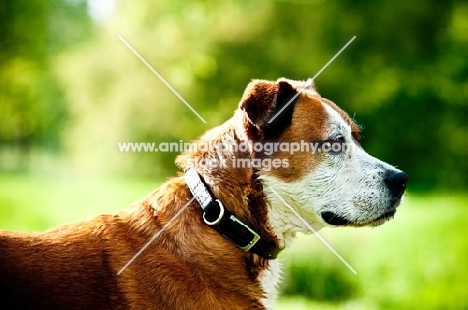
384,169 -> 408,197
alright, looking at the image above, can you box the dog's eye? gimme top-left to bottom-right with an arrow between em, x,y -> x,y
323,135 -> 346,155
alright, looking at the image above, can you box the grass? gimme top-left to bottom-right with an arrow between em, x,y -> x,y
277,194 -> 468,309
1,174 -> 467,309
0,174 -> 158,231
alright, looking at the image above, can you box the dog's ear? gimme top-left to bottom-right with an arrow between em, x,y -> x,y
239,79 -> 298,139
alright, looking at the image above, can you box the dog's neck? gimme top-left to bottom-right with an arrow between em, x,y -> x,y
176,118 -> 283,251
176,116 -> 324,252
260,181 -> 326,248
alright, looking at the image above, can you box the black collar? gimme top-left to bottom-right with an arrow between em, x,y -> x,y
184,168 -> 281,260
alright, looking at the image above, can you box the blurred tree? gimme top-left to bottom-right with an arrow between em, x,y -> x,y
0,0 -> 93,169
1,0 -> 467,190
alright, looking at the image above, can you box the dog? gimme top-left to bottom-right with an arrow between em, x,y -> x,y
0,78 -> 407,309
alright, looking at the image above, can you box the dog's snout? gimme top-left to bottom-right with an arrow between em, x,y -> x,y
384,170 -> 408,197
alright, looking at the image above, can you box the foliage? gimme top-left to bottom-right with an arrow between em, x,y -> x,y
1,0 -> 468,187
280,251 -> 357,302
0,0 -> 93,167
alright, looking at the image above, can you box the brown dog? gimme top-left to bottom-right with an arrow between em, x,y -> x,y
0,78 -> 407,309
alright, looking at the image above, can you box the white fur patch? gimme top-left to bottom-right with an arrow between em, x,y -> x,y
258,259 -> 282,310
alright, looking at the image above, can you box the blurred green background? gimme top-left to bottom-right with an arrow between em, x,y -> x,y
1,0 -> 467,309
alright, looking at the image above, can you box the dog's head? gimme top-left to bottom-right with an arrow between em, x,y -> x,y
237,78 -> 407,234
177,78 -> 407,244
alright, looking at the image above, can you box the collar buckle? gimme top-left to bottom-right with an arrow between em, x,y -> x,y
228,214 -> 261,251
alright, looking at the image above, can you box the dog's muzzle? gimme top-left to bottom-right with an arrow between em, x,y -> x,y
321,168 -> 408,226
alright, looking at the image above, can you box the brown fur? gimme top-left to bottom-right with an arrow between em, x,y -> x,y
0,78 -> 338,309
263,94 -> 328,182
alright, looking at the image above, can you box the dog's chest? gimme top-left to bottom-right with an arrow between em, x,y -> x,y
258,259 -> 282,309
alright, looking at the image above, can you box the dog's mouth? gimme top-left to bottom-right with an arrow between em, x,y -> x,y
321,212 -> 351,226
321,209 -> 396,227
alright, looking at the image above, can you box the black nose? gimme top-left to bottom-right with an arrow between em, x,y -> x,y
384,170 -> 408,197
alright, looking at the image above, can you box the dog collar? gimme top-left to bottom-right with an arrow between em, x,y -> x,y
184,168 -> 281,260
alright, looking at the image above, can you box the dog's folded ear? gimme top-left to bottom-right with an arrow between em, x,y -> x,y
239,78 -> 299,139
